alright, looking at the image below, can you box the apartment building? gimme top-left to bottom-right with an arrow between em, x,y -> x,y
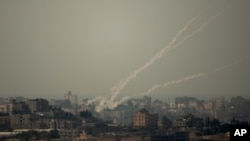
134,108 -> 158,128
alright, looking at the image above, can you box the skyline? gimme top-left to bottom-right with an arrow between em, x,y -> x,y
0,0 -> 250,100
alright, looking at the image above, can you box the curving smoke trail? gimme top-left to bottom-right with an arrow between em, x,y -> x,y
139,73 -> 206,96
112,59 -> 243,106
94,60 -> 241,112
87,1 -> 240,112
138,60 -> 241,97
162,1 -> 240,57
109,1 -> 239,102
107,10 -> 220,105
109,12 -> 203,102
87,10 -> 202,106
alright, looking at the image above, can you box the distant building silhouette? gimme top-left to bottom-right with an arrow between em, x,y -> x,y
64,90 -> 78,106
212,96 -> 225,109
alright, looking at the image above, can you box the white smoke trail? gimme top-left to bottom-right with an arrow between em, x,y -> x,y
93,59 -> 242,112
114,60 -> 242,105
95,61 -> 238,112
109,12 -> 203,102
140,73 -> 207,96
138,61 -> 240,96
109,0 -> 239,101
95,96 -> 131,112
88,9 -> 202,107
162,1 -> 240,57
126,1 -> 240,98
87,1 -> 240,111
109,10 -> 214,102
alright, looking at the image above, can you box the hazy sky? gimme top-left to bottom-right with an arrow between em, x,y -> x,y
0,0 -> 249,100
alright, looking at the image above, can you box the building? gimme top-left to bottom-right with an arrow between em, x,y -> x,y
172,119 -> 187,128
50,119 -> 79,129
175,96 -> 198,108
64,90 -> 78,106
0,103 -> 13,115
12,101 -> 30,114
27,98 -> 50,113
0,113 -> 10,131
10,113 -> 31,129
134,108 -> 158,128
188,99 -> 198,108
203,100 -> 213,110
59,129 -> 80,140
212,96 -> 225,109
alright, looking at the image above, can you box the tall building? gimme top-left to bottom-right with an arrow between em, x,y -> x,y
27,98 -> 50,113
64,90 -> 78,106
134,108 -> 158,128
